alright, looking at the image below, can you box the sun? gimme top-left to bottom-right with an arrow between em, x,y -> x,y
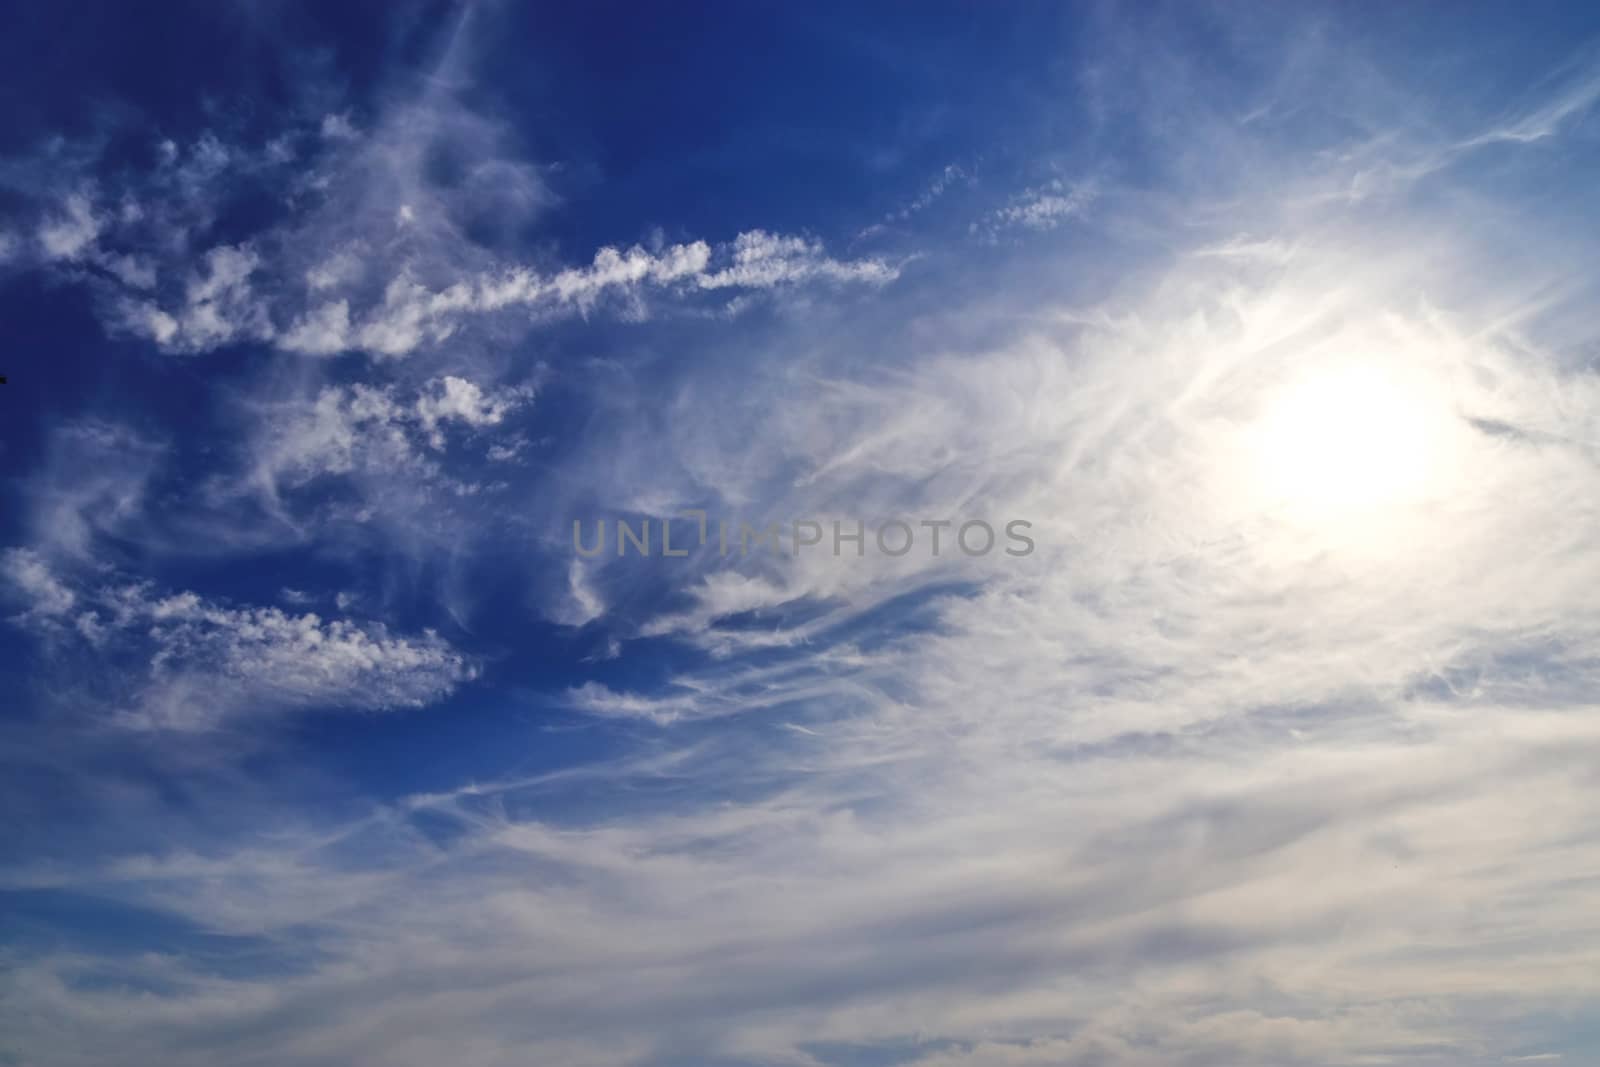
1248,361 -> 1448,525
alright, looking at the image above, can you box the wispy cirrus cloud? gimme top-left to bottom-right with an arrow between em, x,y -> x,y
4,4 -> 1600,1067
2,102 -> 900,360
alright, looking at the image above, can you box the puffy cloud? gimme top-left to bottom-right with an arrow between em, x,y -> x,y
415,376 -> 517,447
278,296 -> 351,355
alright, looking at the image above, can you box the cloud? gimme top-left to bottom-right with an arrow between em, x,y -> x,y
698,230 -> 900,289
0,547 -> 76,619
255,374 -> 533,490
320,112 -> 359,141
557,559 -> 606,627
2,549 -> 475,730
565,681 -> 697,725
3,697 -> 1597,1065
144,244 -> 272,352
268,233 -> 895,359
12,419 -> 165,560
1460,51 -> 1600,147
36,191 -> 102,260
2,105 -> 898,361
979,178 -> 1097,236
415,375 -> 520,446
5,6 -> 1600,1067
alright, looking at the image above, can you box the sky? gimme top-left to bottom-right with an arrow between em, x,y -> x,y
3,2 -> 1600,1065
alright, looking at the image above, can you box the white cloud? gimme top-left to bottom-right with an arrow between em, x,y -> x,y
565,681 -> 695,725
278,297 -> 351,355
699,230 -> 898,289
134,592 -> 474,729
104,252 -> 158,289
982,178 -> 1096,235
6,10 -> 1600,1067
2,553 -> 475,730
37,192 -> 102,260
119,244 -> 272,353
415,376 -> 516,448
1,548 -> 77,618
305,246 -> 366,291
271,233 -> 889,359
485,434 -> 532,463
557,559 -> 606,627
868,163 -> 973,235
7,100 -> 899,362
260,375 -> 532,488
320,112 -> 359,141
1461,60 -> 1600,147
14,420 -> 164,561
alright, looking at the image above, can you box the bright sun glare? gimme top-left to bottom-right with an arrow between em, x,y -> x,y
1250,362 -> 1448,525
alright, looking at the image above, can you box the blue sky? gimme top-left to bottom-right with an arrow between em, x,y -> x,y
4,3 -> 1600,1065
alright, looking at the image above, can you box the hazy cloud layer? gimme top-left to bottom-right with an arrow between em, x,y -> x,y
2,5 -> 1600,1067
